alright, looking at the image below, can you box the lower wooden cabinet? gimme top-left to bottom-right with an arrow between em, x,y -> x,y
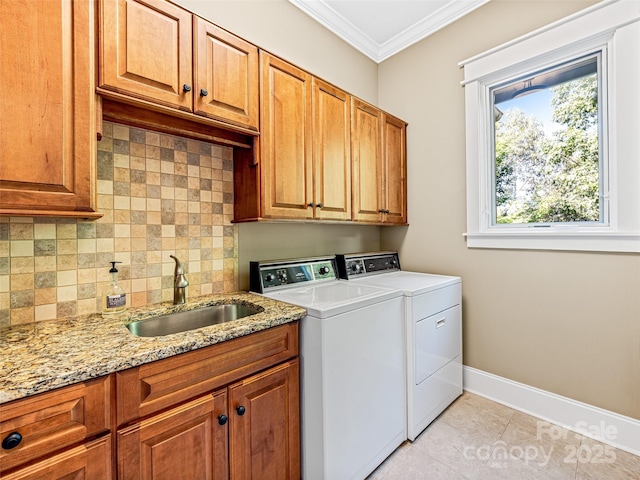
117,359 -> 300,480
0,324 -> 299,479
229,360 -> 299,480
115,323 -> 300,479
118,390 -> 229,480
1,435 -> 112,480
0,376 -> 111,475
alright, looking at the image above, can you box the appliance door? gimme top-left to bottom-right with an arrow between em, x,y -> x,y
300,296 -> 406,480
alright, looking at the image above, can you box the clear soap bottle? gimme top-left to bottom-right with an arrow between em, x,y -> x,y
102,261 -> 126,317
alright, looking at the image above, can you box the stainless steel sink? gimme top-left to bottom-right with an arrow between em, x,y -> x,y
126,303 -> 263,337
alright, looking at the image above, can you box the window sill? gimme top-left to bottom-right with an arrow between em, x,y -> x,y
463,232 -> 640,253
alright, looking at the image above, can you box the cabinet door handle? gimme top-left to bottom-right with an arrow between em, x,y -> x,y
436,318 -> 446,328
317,203 -> 323,208
217,414 -> 228,426
2,432 -> 22,450
236,405 -> 246,416
200,89 -> 208,97
307,202 -> 315,208
183,84 -> 192,93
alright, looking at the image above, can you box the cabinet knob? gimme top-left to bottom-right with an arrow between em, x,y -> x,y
317,203 -> 323,208
217,414 -> 228,426
183,84 -> 192,93
200,89 -> 208,97
378,209 -> 385,213
2,432 -> 22,450
236,405 -> 246,416
307,202 -> 314,208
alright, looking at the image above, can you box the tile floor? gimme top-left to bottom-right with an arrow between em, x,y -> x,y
368,392 -> 640,480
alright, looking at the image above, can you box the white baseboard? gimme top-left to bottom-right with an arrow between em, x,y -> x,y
463,366 -> 640,457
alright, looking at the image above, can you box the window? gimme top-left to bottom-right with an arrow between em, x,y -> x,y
492,53 -> 604,226
460,0 -> 640,253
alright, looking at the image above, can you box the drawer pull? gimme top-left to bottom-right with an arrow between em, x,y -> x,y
436,318 -> 446,328
2,432 -> 22,450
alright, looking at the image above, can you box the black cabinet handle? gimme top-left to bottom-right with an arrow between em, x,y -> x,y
2,432 -> 22,450
307,202 -> 314,208
236,405 -> 246,416
200,89 -> 208,97
218,414 -> 228,426
317,203 -> 323,208
183,84 -> 192,93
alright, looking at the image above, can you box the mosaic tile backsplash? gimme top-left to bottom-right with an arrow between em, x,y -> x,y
0,122 -> 238,326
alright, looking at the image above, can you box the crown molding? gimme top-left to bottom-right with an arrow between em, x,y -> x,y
289,0 -> 489,63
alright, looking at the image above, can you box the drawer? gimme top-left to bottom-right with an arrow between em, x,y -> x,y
116,322 -> 298,426
410,357 -> 462,441
1,434 -> 112,480
0,376 -> 111,473
414,304 -> 461,384
411,283 -> 461,322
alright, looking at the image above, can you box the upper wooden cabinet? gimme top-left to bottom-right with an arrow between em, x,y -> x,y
99,0 -> 259,132
312,78 -> 352,221
0,0 -> 100,218
259,53 -> 313,220
194,19 -> 259,131
234,53 -> 352,222
382,113 -> 408,225
99,0 -> 192,109
352,99 -> 407,225
351,99 -> 384,223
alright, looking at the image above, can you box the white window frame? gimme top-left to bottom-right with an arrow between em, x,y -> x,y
460,0 -> 640,253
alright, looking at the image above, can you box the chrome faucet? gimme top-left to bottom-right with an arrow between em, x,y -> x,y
170,255 -> 189,305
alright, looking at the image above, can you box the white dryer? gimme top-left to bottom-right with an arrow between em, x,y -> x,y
250,256 -> 406,480
337,252 -> 462,441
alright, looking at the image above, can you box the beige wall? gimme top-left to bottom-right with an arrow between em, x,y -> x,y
378,0 -> 640,419
175,0 -> 384,289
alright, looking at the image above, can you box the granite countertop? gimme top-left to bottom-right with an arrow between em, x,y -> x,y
0,292 -> 305,405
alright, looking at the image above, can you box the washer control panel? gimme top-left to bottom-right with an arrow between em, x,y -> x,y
250,257 -> 337,292
336,252 -> 401,279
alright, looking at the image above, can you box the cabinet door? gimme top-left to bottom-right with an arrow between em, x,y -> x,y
312,79 -> 352,221
194,18 -> 258,131
228,359 -> 300,480
117,391 -> 228,480
351,99 -> 383,222
100,0 -> 192,110
0,0 -> 99,218
260,52 -> 313,219
1,435 -> 111,480
382,113 -> 407,224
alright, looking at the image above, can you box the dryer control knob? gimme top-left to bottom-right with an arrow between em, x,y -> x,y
319,266 -> 330,275
350,263 -> 361,273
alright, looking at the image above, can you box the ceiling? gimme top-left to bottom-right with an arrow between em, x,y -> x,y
289,0 -> 488,63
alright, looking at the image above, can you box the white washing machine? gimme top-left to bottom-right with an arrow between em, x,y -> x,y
336,252 -> 462,441
250,256 -> 406,480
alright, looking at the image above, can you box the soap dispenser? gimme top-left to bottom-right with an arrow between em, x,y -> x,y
102,261 -> 126,317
